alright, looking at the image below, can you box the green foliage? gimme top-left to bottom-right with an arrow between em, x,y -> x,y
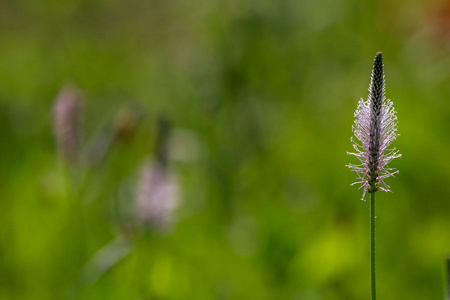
0,0 -> 449,299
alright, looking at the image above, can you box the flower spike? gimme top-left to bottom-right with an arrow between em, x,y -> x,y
347,52 -> 401,200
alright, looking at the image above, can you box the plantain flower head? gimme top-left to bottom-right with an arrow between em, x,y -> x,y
347,52 -> 401,200
53,85 -> 83,164
136,160 -> 179,232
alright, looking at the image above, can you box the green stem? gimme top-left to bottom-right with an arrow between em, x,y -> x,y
370,192 -> 376,300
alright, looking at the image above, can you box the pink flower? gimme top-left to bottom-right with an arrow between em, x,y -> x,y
136,160 -> 179,232
54,85 -> 82,164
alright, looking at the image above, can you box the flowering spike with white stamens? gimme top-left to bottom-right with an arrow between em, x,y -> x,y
347,52 -> 401,201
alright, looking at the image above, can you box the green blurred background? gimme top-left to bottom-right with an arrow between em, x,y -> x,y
1,0 -> 450,299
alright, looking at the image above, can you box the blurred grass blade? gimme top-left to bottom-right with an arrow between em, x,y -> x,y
446,255 -> 450,300
68,237 -> 133,299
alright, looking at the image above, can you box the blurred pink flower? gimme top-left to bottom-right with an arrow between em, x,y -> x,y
136,160 -> 179,232
53,85 -> 82,164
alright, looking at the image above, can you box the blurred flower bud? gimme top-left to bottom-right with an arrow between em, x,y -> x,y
113,107 -> 141,142
86,106 -> 142,167
53,85 -> 82,164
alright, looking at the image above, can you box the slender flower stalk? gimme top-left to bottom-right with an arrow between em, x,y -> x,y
347,52 -> 401,300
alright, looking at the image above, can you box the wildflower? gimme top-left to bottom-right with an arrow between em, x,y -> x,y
347,52 -> 401,200
136,160 -> 179,232
53,85 -> 82,164
135,116 -> 179,232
